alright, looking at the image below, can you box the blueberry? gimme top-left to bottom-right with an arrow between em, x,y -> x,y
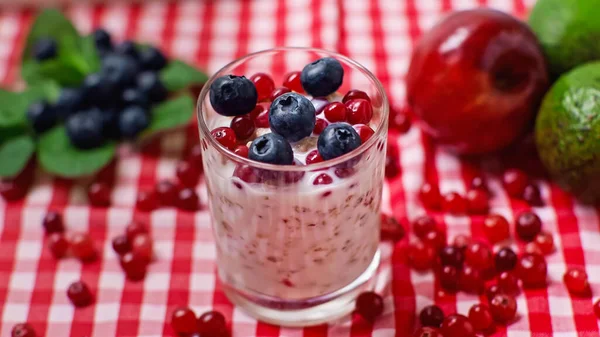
55,88 -> 85,119
93,28 -> 112,50
101,53 -> 140,88
249,133 -> 294,165
115,40 -> 139,60
209,75 -> 258,116
121,87 -> 150,108
269,92 -> 315,142
82,72 -> 116,107
139,47 -> 167,71
300,57 -> 344,97
137,71 -> 168,103
27,101 -> 57,133
32,38 -> 58,61
101,109 -> 121,139
317,122 -> 361,160
118,106 -> 150,139
66,109 -> 106,149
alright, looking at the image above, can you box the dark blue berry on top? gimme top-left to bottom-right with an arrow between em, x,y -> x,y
27,101 -> 57,133
139,47 -> 167,71
66,109 -> 106,149
317,122 -> 361,160
101,53 -> 140,88
249,133 -> 294,165
33,38 -> 58,61
209,75 -> 258,116
269,92 -> 316,142
300,57 -> 344,97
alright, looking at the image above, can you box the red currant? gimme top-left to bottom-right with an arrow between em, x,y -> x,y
187,144 -> 203,168
0,179 -> 28,201
517,253 -> 547,288
412,215 -> 438,239
176,161 -> 201,187
489,294 -> 517,323
305,150 -> 323,165
170,306 -> 197,335
534,232 -> 554,255
250,72 -> 275,101
70,232 -> 97,262
177,188 -> 199,211
408,241 -> 436,271
497,271 -> 520,296
515,211 -> 542,241
233,165 -> 263,183
523,184 -> 543,206
465,189 -> 488,214
419,183 -> 441,210
413,327 -> 440,337
313,119 -> 329,135
197,310 -> 229,337
464,242 -> 493,271
112,235 -> 131,255
355,291 -> 384,322
483,214 -> 510,244
313,173 -> 333,185
136,189 -> 158,211
594,299 -> 600,319
452,234 -> 471,251
346,99 -> 373,124
131,234 -> 153,264
564,267 -> 589,294
486,284 -> 502,301
441,192 -> 467,214
343,89 -> 371,103
48,233 -> 69,259
459,265 -> 484,294
126,221 -> 148,242
468,304 -> 493,332
334,167 -> 355,179
270,86 -> 292,101
469,176 -> 487,191
11,323 -> 36,337
230,115 -> 256,141
353,124 -> 375,143
419,305 -> 444,328
524,242 -> 543,255
249,104 -> 265,120
42,211 -> 64,234
503,169 -> 528,198
254,109 -> 270,128
67,280 -> 93,307
283,71 -> 304,92
211,127 -> 237,150
439,265 -> 459,291
439,245 -> 464,268
423,230 -> 446,251
495,247 -> 518,272
323,102 -> 347,122
440,314 -> 475,337
87,181 -> 111,206
233,145 -> 249,158
380,214 -> 405,242
155,180 -> 178,207
120,252 -> 148,281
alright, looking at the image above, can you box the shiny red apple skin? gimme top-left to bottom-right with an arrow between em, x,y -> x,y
406,9 -> 549,154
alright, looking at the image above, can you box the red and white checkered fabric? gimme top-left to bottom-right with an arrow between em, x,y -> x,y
1,0 -> 599,336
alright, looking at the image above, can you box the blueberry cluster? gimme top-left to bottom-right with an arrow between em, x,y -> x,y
28,29 -> 169,149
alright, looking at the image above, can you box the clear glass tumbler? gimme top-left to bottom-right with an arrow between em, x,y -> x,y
197,47 -> 389,326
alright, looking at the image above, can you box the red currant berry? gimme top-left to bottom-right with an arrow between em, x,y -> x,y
283,71 -> 304,92
270,86 -> 292,101
503,168 -> 528,198
380,214 -> 405,242
120,252 -> 148,281
465,242 -> 493,271
353,124 -> 375,143
230,115 -> 256,141
87,181 -> 111,206
452,234 -> 471,251
523,184 -> 543,206
176,161 -> 201,187
413,327 -> 440,337
42,211 -> 64,234
136,189 -> 158,211
495,247 -> 518,272
468,304 -> 493,332
439,245 -> 464,268
187,144 -> 203,168
419,183 -> 441,210
177,188 -> 199,211
594,299 -> 600,319
249,104 -> 266,120
305,150 -> 323,165
459,265 -> 484,294
48,233 -> 69,259
497,271 -> 520,296
517,253 -> 547,288
440,314 -> 475,337
489,294 -> 517,323
197,310 -> 229,337
323,102 -> 347,122
346,99 -> 373,124
483,214 -> 510,244
563,267 -> 589,294
439,265 -> 459,291
233,145 -> 249,158
126,221 -> 148,242
250,72 -> 275,101
70,232 -> 97,262
419,305 -> 444,328
11,323 -> 36,337
534,232 -> 554,255
132,234 -> 153,263
313,118 -> 329,135
334,167 -> 355,178
441,192 -> 467,214
466,189 -> 488,214
469,176 -> 487,191
515,211 -> 542,241
67,280 -> 93,307
408,241 -> 436,271
524,242 -> 543,255
389,112 -> 412,133
211,127 -> 237,150
313,173 -> 333,185
355,291 -> 384,322
0,179 -> 28,201
233,165 -> 263,183
423,230 -> 446,251
155,180 -> 178,207
412,215 -> 438,239
170,306 -> 197,335
254,109 -> 270,128
486,284 -> 502,301
343,89 -> 371,103
112,235 -> 131,255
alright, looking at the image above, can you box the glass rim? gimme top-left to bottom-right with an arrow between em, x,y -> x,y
196,47 -> 389,173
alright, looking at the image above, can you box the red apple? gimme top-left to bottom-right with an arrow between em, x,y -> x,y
406,9 -> 549,154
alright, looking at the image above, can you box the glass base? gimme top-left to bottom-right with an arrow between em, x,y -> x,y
221,249 -> 381,327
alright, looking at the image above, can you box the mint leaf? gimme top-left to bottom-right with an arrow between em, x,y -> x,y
0,135 -> 35,178
0,81 -> 61,128
38,126 -> 116,178
140,95 -> 195,140
160,60 -> 208,91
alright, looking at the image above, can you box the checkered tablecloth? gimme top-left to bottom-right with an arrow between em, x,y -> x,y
1,0 -> 599,336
